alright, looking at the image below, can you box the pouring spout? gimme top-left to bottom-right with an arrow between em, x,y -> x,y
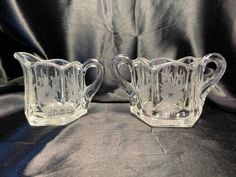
14,52 -> 41,67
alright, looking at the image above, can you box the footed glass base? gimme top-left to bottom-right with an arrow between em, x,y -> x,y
130,106 -> 201,127
25,108 -> 87,126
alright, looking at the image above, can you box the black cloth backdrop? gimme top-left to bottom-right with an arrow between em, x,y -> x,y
0,0 -> 236,108
0,1 -> 235,177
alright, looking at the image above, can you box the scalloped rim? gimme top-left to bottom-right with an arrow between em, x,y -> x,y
31,59 -> 83,70
15,52 -> 83,70
132,56 -> 202,69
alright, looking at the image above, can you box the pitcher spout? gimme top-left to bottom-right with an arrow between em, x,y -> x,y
14,52 -> 41,67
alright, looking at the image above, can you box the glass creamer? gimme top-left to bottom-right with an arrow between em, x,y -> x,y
112,53 -> 226,127
14,52 -> 104,126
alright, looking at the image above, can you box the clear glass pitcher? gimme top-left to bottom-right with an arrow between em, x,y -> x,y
112,53 -> 226,127
14,52 -> 104,126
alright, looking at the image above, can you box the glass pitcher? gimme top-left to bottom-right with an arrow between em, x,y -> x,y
112,53 -> 226,127
14,52 -> 104,126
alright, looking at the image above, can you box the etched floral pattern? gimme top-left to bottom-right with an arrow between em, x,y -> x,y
34,67 -> 61,107
66,71 -> 81,104
31,65 -> 81,117
139,85 -> 153,116
154,70 -> 186,115
160,71 -> 185,103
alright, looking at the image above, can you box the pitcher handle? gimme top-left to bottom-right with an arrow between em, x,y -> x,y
201,53 -> 227,99
112,54 -> 135,96
82,59 -> 104,104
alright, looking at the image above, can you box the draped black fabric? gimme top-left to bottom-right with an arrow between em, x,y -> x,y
0,1 -> 235,177
0,0 -> 236,107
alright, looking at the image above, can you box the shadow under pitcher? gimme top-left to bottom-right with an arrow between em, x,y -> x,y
112,53 -> 226,127
14,52 -> 104,126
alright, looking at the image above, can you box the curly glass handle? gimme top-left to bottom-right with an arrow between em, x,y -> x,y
112,54 -> 135,96
201,53 -> 227,99
82,59 -> 104,103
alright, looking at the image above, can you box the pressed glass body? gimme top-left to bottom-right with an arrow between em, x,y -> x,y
112,53 -> 226,127
14,52 -> 104,126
